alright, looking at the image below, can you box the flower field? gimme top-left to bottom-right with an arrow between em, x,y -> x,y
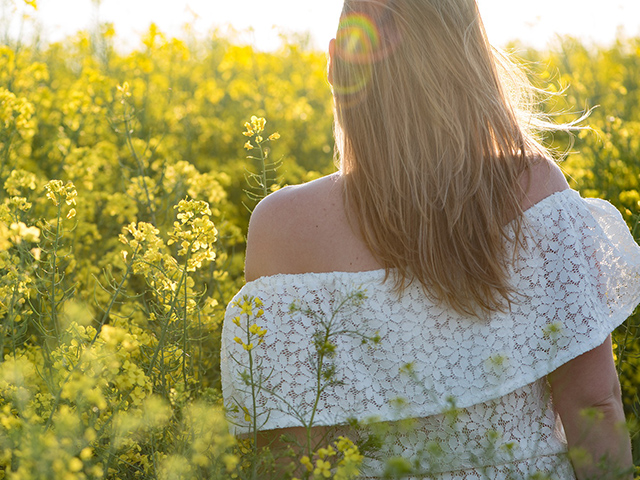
1,4 -> 640,478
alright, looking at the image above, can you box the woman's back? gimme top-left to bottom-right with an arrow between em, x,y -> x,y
244,159 -> 568,283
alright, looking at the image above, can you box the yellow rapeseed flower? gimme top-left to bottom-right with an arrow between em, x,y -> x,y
44,179 -> 77,207
252,116 -> 266,132
9,221 -> 40,243
314,459 -> 332,478
300,456 -> 313,472
240,301 -> 252,316
223,453 -> 239,472
317,446 -> 336,459
69,457 -> 83,472
117,82 -> 132,97
249,324 -> 266,336
80,447 -> 93,461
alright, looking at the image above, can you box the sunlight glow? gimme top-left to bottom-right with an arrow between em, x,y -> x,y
5,0 -> 640,51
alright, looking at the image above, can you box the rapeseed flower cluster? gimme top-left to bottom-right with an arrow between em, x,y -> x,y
242,115 -> 284,205
243,115 -> 281,149
44,179 -> 77,219
0,88 -> 35,138
295,437 -> 363,480
231,296 -> 266,352
8,221 -> 40,244
168,198 -> 218,271
3,169 -> 37,197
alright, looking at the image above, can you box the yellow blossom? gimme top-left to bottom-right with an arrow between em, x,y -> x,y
44,179 -> 77,207
68,457 -> 83,472
240,301 -> 252,316
314,459 -> 332,478
223,453 -> 239,472
300,456 -> 313,472
243,121 -> 254,137
249,324 -> 261,335
317,445 -> 336,459
243,115 -> 267,137
80,447 -> 93,461
244,141 -> 254,150
117,81 -> 132,97
9,222 -> 40,243
251,115 -> 266,132
3,169 -> 37,196
269,132 -> 280,140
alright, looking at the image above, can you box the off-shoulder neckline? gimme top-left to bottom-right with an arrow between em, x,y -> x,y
243,188 -> 581,287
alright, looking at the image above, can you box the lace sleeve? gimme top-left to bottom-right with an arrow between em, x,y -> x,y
508,192 -> 640,366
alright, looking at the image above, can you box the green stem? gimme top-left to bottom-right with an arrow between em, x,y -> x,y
306,325 -> 331,456
123,102 -> 157,225
182,256 -> 189,389
146,248 -> 192,377
90,246 -> 138,344
257,141 -> 268,199
49,203 -> 63,341
246,314 -> 259,479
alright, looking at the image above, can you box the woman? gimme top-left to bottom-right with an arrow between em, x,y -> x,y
221,0 -> 638,478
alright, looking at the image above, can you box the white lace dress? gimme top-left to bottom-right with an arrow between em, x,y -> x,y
221,189 -> 640,479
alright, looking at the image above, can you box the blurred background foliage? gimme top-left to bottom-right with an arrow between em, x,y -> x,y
0,6 -> 639,477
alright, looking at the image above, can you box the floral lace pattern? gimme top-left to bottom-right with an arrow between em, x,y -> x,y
221,189 -> 640,478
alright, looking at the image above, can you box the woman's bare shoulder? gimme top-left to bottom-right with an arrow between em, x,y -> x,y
244,173 -> 344,282
519,158 -> 571,212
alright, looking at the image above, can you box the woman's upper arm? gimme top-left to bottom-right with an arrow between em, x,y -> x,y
547,335 -> 622,412
519,158 -> 570,211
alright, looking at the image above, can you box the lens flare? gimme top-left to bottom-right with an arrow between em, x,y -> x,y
332,7 -> 400,101
336,13 -> 381,65
333,14 -> 378,99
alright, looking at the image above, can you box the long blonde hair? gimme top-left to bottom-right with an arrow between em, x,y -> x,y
333,0 -> 557,317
